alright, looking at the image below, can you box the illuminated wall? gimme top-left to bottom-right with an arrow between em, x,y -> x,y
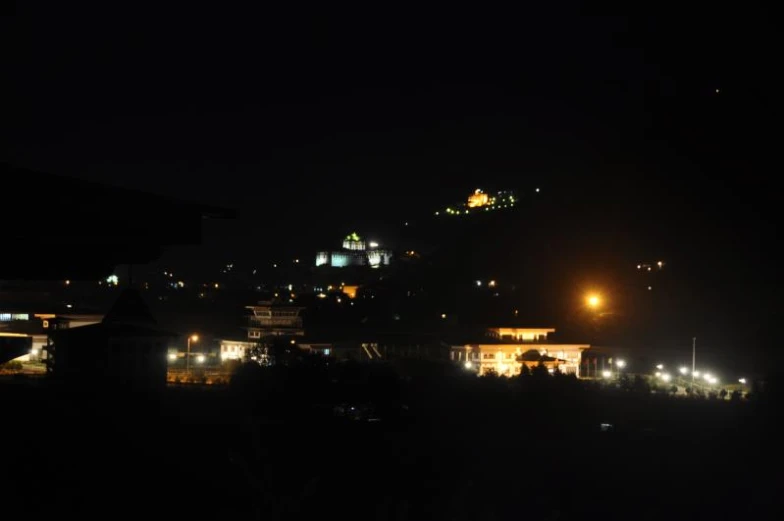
467,189 -> 489,207
452,343 -> 589,377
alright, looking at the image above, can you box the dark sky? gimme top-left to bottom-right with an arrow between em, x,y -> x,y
3,4 -> 781,359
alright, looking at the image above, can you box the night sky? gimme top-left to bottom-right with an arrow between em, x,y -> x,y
3,5 -> 780,362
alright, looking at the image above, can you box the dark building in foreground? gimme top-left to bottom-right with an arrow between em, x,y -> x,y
1,163 -> 234,281
50,288 -> 174,388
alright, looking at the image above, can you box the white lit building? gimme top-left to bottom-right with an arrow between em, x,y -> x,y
450,328 -> 589,377
315,232 -> 393,268
219,339 -> 257,361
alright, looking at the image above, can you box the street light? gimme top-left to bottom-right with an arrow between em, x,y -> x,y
738,378 -> 747,385
186,334 -> 199,374
196,354 -> 206,364
679,366 -> 689,375
602,370 -> 612,379
586,294 -> 601,309
661,373 -> 672,382
616,359 -> 626,381
168,353 -> 177,362
656,364 -> 664,370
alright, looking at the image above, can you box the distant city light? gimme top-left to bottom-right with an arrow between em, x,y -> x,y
106,274 -> 119,286
656,364 -> 664,370
679,366 -> 689,375
30,348 -> 39,356
65,280 -> 71,286
738,378 -> 747,384
476,280 -> 482,287
661,373 -> 672,382
214,283 -> 219,289
602,370 -> 612,379
693,371 -> 701,378
648,286 -> 653,291
488,280 -> 497,288
294,259 -> 300,263
616,359 -> 626,368
535,188 -> 540,193
657,261 -> 664,268
66,304 -> 73,309
369,241 -> 379,248
196,355 -> 205,364
464,361 -> 473,369
168,353 -> 177,361
441,313 -> 447,319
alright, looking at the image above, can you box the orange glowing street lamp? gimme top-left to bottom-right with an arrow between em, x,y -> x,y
586,294 -> 601,309
186,334 -> 199,374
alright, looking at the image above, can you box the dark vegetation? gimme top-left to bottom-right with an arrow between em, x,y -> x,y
3,360 -> 783,520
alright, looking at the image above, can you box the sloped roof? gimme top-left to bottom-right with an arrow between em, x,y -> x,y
102,288 -> 158,327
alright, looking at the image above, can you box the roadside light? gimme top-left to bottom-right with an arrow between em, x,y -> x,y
616,360 -> 626,368
661,373 -> 672,382
168,353 -> 177,362
679,366 -> 689,375
464,361 -> 473,369
738,378 -> 747,385
602,370 -> 612,379
586,295 -> 601,308
196,354 -> 206,364
656,364 -> 664,370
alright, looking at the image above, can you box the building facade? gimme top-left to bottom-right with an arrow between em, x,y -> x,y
450,328 -> 588,377
315,233 -> 393,268
245,301 -> 305,340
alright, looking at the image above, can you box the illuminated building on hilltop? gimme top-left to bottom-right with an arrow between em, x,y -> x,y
450,327 -> 589,377
437,188 -> 518,217
467,189 -> 489,207
315,233 -> 393,268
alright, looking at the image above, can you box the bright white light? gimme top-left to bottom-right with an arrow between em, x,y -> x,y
220,352 -> 228,361
661,373 -> 672,382
535,188 -> 540,193
369,241 -> 379,248
738,378 -> 747,384
679,366 -> 689,375
30,348 -> 39,356
464,361 -> 473,369
703,373 -> 712,381
602,370 -> 612,379
196,355 -> 206,364
616,360 -> 626,368
441,313 -> 447,319
106,274 -> 119,286
693,371 -> 701,378
656,364 -> 664,370
168,353 -> 177,361
66,304 -> 73,309
655,372 -> 662,378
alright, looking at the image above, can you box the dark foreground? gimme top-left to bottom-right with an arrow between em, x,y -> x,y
3,367 -> 783,520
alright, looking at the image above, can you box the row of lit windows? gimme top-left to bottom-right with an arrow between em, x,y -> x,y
0,313 -> 29,321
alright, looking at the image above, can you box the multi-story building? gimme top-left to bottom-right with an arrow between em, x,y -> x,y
245,301 -> 305,340
450,327 -> 589,377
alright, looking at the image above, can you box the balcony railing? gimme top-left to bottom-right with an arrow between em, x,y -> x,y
249,317 -> 303,328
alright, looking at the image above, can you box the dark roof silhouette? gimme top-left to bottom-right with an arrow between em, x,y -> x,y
102,288 -> 158,327
2,163 -> 235,280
